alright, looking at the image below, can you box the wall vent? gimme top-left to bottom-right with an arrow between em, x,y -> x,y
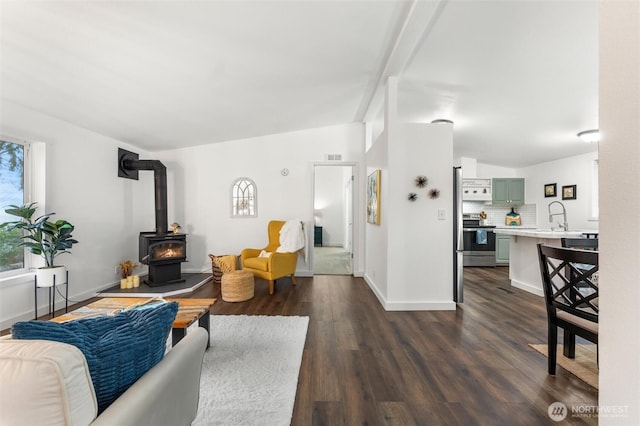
326,154 -> 342,161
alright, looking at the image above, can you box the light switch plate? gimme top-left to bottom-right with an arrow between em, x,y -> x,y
438,209 -> 446,220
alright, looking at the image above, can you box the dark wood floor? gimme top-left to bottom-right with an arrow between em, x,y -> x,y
199,267 -> 598,425
16,267 -> 598,425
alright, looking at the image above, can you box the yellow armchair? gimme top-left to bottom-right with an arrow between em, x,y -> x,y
240,220 -> 299,295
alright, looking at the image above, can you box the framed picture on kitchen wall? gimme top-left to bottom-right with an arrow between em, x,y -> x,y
367,169 -> 381,225
544,183 -> 557,198
562,185 -> 577,200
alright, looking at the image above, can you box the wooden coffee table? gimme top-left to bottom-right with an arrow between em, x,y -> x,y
52,297 -> 216,348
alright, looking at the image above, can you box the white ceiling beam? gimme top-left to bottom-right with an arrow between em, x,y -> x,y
356,0 -> 448,123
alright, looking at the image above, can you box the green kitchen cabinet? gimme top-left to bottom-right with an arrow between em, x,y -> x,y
496,234 -> 511,265
492,178 -> 525,204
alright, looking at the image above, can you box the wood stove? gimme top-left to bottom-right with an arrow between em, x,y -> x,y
118,148 -> 188,287
139,232 -> 187,286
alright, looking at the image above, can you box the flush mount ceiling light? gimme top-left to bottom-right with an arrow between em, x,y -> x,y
431,119 -> 454,125
577,129 -> 599,143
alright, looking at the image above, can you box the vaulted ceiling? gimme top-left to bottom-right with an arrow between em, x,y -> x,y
1,1 -> 598,168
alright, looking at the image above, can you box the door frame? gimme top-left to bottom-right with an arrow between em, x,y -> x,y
311,162 -> 358,275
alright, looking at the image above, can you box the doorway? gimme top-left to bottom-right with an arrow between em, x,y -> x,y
313,164 -> 354,275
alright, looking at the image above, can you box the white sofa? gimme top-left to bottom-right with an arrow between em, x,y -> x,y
0,327 -> 208,426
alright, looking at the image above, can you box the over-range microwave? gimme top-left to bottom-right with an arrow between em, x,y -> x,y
462,178 -> 492,201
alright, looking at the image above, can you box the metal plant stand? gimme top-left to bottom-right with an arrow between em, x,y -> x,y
34,271 -> 69,319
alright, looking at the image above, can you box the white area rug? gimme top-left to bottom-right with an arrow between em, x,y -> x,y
193,315 -> 309,426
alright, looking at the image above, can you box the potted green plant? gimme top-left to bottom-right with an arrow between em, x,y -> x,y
0,202 -> 78,286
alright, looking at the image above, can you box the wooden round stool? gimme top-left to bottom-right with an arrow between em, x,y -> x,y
221,270 -> 255,302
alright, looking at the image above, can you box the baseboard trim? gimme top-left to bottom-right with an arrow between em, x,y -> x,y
511,279 -> 544,297
363,273 -> 386,307
363,274 -> 456,311
384,301 -> 456,311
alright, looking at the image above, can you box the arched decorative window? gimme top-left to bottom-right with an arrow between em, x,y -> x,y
231,177 -> 257,217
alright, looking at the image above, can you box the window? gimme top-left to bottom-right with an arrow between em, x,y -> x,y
0,139 -> 29,275
231,178 -> 257,217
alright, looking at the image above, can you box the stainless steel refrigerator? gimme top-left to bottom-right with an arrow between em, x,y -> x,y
453,166 -> 464,303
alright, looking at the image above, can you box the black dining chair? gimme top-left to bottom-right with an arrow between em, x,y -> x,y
537,244 -> 599,375
561,237 -> 599,292
561,237 -> 598,250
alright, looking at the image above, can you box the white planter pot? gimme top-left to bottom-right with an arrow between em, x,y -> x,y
36,266 -> 67,287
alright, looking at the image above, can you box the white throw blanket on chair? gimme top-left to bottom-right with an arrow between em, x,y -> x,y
277,219 -> 305,253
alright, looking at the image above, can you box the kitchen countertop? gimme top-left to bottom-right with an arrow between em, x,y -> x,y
493,225 -> 537,230
493,227 -> 599,297
493,228 -> 595,239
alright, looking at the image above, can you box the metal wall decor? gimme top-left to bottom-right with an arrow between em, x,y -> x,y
409,175 -> 443,201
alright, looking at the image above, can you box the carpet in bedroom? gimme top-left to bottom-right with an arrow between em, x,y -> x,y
313,246 -> 351,275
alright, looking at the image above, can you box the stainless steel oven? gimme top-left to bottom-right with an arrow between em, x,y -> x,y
462,216 -> 496,267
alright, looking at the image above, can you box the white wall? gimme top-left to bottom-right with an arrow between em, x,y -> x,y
154,123 -> 365,277
365,77 -> 454,310
314,166 -> 346,247
342,166 -> 353,249
519,151 -> 599,230
599,1 -> 640,423
459,157 -> 517,179
459,157 -> 477,177
386,123 -> 454,309
471,155 -> 598,231
0,113 -> 364,328
0,101 -> 154,329
364,130 -> 389,299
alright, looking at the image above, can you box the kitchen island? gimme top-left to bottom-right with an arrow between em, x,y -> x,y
493,228 -> 590,296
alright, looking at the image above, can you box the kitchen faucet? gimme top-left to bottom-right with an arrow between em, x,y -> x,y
548,201 -> 569,231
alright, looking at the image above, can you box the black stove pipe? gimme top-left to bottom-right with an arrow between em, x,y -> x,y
122,158 -> 168,235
